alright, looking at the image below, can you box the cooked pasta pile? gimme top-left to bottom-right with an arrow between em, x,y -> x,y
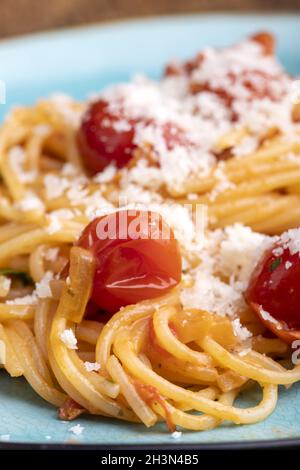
0,32 -> 300,433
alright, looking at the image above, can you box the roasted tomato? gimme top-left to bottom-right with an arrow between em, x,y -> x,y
77,210 -> 182,315
77,99 -> 139,174
245,229 -> 300,344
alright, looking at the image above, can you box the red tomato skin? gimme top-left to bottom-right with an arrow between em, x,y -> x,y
77,99 -> 137,174
245,244 -> 300,330
77,211 -> 182,314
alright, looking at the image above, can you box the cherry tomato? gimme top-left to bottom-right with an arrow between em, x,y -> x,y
77,99 -> 138,174
245,233 -> 300,343
77,210 -> 182,315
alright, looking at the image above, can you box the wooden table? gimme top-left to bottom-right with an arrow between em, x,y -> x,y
0,0 -> 299,38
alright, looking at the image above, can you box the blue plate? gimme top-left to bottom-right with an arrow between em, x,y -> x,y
1,13 -> 300,448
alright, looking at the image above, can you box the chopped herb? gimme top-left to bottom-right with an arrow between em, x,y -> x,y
270,257 -> 282,273
0,268 -> 33,285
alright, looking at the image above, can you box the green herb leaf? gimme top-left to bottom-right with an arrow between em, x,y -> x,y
269,257 -> 281,273
0,268 -> 34,286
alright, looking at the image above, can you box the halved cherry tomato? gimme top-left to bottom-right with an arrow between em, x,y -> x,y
245,232 -> 300,344
77,99 -> 138,174
77,210 -> 182,315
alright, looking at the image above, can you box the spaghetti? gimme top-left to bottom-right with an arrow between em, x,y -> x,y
0,32 -> 300,433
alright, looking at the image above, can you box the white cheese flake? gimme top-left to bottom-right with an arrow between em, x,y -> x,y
259,306 -> 282,328
171,431 -> 182,439
35,271 -> 54,299
15,193 -> 45,212
8,146 -> 37,183
232,318 -> 252,341
44,174 -> 70,200
0,276 -> 11,295
285,261 -> 292,270
44,247 -> 60,262
217,223 -> 273,286
279,228 -> 300,256
6,294 -> 37,305
93,164 -> 117,183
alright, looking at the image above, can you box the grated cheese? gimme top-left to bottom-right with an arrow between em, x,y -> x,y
279,228 -> 300,256
209,164 -> 236,201
44,247 -> 60,262
48,93 -> 83,128
8,146 -> 37,183
180,223 -> 274,342
6,294 -> 37,305
181,270 -> 244,317
0,276 -> 11,297
93,164 -> 117,183
232,318 -> 252,341
285,261 -> 292,270
259,306 -> 282,328
84,361 -> 101,372
46,216 -> 62,235
44,174 -> 70,200
15,193 -> 45,212
232,136 -> 258,157
61,163 -> 79,176
69,424 -> 84,436
6,271 -> 54,305
217,223 -> 273,286
94,36 -> 299,195
34,124 -> 51,136
45,209 -> 76,234
35,271 -> 54,298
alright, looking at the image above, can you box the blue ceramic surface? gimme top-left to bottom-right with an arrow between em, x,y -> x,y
0,14 -> 300,445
